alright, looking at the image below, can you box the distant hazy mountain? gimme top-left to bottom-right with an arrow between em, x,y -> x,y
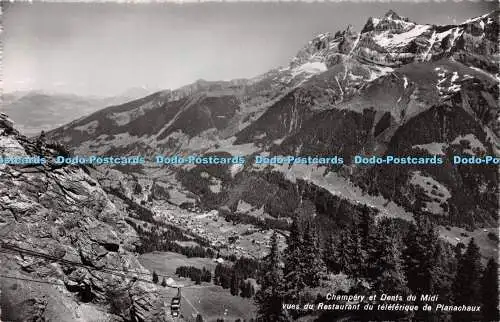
1,88 -> 158,136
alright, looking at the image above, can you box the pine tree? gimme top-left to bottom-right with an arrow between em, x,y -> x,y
349,228 -> 367,281
240,281 -> 248,298
152,271 -> 159,284
196,314 -> 204,322
369,220 -> 408,294
161,277 -> 167,287
402,221 -> 420,289
336,230 -> 354,275
301,221 -> 326,288
230,272 -> 240,296
244,280 -> 255,298
452,238 -> 482,305
453,243 -> 464,270
195,272 -> 202,285
283,220 -> 306,303
214,264 -> 221,285
323,233 -> 337,273
358,205 -> 374,249
254,232 -> 287,322
365,220 -> 409,321
430,241 -> 455,300
480,258 -> 499,321
284,220 -> 302,258
201,267 -> 212,282
403,216 -> 440,294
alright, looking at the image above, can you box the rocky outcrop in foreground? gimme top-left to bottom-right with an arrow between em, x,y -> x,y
0,114 -> 169,321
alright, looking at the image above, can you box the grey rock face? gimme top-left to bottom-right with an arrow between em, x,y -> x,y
0,121 -> 167,321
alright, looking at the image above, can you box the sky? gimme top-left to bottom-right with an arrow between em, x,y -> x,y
2,1 -> 496,97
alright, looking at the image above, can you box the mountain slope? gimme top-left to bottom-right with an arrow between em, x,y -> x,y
0,114 -> 169,321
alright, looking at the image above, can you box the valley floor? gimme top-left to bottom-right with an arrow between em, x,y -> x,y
139,252 -> 257,322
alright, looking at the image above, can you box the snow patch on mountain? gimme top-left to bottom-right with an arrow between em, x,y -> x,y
366,65 -> 394,81
448,28 -> 464,51
436,68 -> 463,97
462,12 -> 493,24
371,17 -> 381,27
292,62 -> 327,76
435,28 -> 455,44
372,24 -> 430,50
422,31 -> 437,61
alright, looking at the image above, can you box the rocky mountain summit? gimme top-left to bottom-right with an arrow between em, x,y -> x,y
0,114 -> 169,321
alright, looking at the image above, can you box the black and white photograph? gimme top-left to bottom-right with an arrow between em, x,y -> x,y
0,1 -> 498,321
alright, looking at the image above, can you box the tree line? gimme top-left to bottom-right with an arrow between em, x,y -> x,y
214,258 -> 259,298
126,219 -> 216,258
255,215 -> 499,322
110,186 -> 210,245
220,208 -> 290,232
175,266 -> 212,284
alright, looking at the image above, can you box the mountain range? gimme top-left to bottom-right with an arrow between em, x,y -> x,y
49,9 -> 499,229
1,9 -> 498,321
1,87 -> 159,137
